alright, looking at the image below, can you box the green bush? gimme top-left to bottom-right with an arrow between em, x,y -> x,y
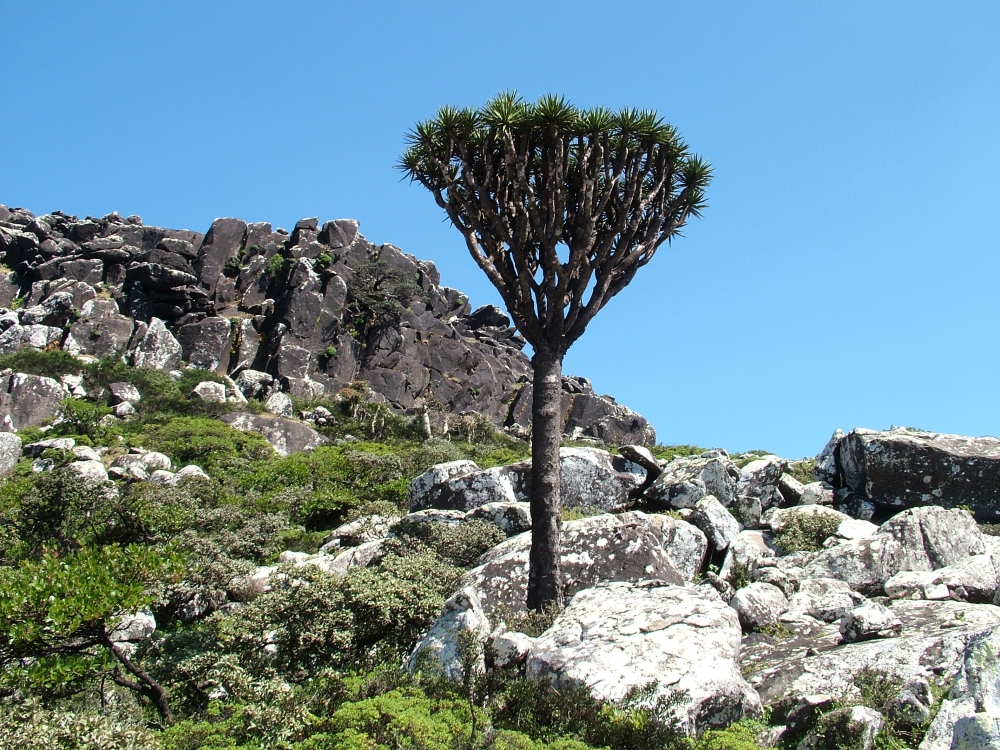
773,511 -> 843,553
484,676 -> 686,750
0,349 -> 83,379
393,519 -> 506,568
0,701 -> 156,750
693,721 -> 771,749
786,459 -> 817,485
142,417 -> 272,475
267,254 -> 287,276
13,468 -> 140,556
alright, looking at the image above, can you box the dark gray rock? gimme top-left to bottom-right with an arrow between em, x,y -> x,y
0,373 -> 69,431
318,219 -> 359,249
506,376 -> 656,447
176,317 -> 232,372
193,218 -> 246,294
409,448 -> 643,513
838,428 -> 1000,520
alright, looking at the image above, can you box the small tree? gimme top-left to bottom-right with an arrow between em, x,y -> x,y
0,544 -> 181,723
400,92 -> 710,609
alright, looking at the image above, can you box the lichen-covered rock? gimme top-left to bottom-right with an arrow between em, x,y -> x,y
839,428 -> 1000,520
919,625 -> 1000,750
798,481 -> 835,506
525,581 -> 762,735
0,432 -> 22,476
279,539 -> 386,578
407,460 -> 482,510
784,577 -> 866,623
407,586 -> 490,680
128,317 -> 183,371
466,502 -> 532,536
736,455 -> 788,523
642,512 -> 709,582
937,554 -> 1000,603
107,382 -> 141,405
457,512 -> 685,619
731,582 -> 789,632
110,608 -> 157,644
689,494 -> 741,551
263,391 -> 294,417
802,506 -> 985,595
721,530 -> 776,583
839,601 -> 903,642
745,600 -> 1000,715
320,515 -> 399,550
815,428 -> 845,484
0,373 -> 69,431
190,381 -> 226,403
220,413 -> 325,457
23,437 -> 76,457
68,460 -> 109,483
491,630 -> 534,669
644,451 -> 740,510
170,465 -> 211,484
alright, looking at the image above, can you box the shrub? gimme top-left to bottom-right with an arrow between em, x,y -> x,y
787,458 -> 817,485
319,687 -> 476,750
484,675 -> 686,750
141,417 -> 272,475
57,397 -> 111,439
652,444 -> 709,463
14,468 -> 142,556
341,550 -> 461,659
0,349 -> 82,379
773,511 -> 843,553
267,254 -> 287,276
693,719 -> 771,749
0,701 -> 156,750
393,519 -> 505,568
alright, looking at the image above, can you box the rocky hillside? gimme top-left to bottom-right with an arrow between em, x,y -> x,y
4,206 -> 1000,750
0,203 -> 653,446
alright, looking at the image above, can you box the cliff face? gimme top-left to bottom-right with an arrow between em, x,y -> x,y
0,205 -> 655,445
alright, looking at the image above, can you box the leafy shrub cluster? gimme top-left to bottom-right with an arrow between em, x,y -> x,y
772,512 -> 843,554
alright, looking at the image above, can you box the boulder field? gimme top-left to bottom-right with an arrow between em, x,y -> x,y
396,432 -> 1000,748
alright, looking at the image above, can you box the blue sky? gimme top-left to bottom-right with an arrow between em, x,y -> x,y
2,1 -> 998,458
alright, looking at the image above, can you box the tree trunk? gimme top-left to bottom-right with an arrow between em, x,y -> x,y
526,347 -> 564,611
103,633 -> 174,725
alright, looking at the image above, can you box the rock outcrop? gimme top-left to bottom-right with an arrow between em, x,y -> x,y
526,581 -> 762,736
0,204 -> 654,444
407,447 -> 645,513
821,427 -> 1000,521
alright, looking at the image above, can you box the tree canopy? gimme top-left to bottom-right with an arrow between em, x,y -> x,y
399,91 -> 711,356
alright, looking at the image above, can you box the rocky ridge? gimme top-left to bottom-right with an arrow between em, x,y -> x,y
0,203 -> 652,445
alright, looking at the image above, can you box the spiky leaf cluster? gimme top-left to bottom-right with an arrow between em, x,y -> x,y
400,91 -> 711,353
